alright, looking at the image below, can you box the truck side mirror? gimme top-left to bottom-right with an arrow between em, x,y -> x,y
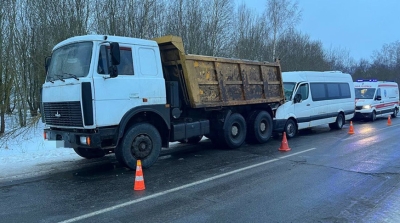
294,94 -> 302,103
110,42 -> 120,66
109,42 -> 120,78
45,56 -> 51,73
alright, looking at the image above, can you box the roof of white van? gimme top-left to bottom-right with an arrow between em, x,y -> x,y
282,71 -> 352,83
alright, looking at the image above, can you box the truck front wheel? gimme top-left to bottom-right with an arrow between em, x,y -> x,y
116,123 -> 162,169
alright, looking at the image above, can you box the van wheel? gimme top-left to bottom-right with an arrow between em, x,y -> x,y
115,123 -> 161,169
329,113 -> 344,130
247,110 -> 273,144
370,111 -> 376,122
392,108 -> 398,118
73,147 -> 105,159
284,119 -> 297,139
220,113 -> 247,149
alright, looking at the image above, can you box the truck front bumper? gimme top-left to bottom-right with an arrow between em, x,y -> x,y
44,127 -> 117,149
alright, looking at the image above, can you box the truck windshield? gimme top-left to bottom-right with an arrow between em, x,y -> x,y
355,88 -> 376,99
283,82 -> 296,101
46,42 -> 93,82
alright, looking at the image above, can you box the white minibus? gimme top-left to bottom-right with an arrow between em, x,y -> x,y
274,71 -> 355,138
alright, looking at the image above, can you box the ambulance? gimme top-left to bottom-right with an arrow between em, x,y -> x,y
354,79 -> 399,121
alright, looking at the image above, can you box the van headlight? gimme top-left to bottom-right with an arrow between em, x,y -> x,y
362,105 -> 371,109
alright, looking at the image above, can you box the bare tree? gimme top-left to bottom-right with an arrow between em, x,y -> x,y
264,0 -> 301,61
0,0 -> 17,134
230,3 -> 269,61
202,0 -> 234,56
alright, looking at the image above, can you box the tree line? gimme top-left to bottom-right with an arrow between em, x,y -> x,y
0,0 -> 399,134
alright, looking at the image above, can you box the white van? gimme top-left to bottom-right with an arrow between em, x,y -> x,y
354,79 -> 399,121
274,71 -> 355,138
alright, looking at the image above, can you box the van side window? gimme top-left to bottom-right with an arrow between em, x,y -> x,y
327,83 -> 340,99
97,45 -> 134,75
339,83 -> 351,98
310,83 -> 326,101
298,83 -> 309,100
311,82 -> 351,101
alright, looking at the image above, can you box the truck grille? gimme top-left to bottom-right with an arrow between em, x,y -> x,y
355,106 -> 363,110
43,101 -> 83,127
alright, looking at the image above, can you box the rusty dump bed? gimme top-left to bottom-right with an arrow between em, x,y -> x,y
154,35 -> 284,108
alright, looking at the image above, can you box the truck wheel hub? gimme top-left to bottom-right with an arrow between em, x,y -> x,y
231,125 -> 239,136
131,135 -> 152,158
260,122 -> 266,132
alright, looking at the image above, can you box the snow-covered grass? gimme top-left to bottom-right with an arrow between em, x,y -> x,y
0,114 -> 81,181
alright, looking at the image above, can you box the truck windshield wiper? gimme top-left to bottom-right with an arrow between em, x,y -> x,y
55,74 -> 65,82
63,73 -> 79,80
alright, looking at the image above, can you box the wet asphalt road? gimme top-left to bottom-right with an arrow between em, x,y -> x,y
1,117 -> 400,223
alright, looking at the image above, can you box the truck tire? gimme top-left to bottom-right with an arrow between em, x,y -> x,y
284,119 -> 297,139
329,113 -> 344,130
247,110 -> 273,144
219,113 -> 246,149
73,147 -> 105,159
115,123 -> 162,169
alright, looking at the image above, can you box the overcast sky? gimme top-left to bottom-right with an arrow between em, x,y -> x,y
241,0 -> 400,61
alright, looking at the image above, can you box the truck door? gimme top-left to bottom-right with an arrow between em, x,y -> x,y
93,44 -> 142,127
293,82 -> 312,129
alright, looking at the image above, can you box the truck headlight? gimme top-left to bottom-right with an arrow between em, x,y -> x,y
80,136 -> 91,146
362,105 -> 371,109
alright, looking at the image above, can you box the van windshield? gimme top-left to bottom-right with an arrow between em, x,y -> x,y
355,88 -> 376,99
283,82 -> 296,101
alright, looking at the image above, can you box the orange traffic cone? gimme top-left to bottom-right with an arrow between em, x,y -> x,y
134,160 -> 145,191
387,115 -> 392,126
278,132 -> 291,152
348,121 -> 355,135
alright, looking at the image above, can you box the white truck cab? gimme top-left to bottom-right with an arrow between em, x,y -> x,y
354,79 -> 399,121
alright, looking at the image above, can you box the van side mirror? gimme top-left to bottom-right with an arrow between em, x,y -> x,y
45,56 -> 51,73
375,95 -> 381,101
294,94 -> 302,103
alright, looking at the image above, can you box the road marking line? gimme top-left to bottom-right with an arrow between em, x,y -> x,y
58,148 -> 317,223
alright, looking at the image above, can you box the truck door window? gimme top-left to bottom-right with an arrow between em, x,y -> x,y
98,45 -> 134,75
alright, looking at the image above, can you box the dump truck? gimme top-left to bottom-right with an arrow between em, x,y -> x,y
42,35 -> 284,169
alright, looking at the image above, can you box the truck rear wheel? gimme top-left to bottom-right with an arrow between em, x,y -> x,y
247,110 -> 273,144
115,123 -> 162,169
73,147 -> 105,159
219,113 -> 246,149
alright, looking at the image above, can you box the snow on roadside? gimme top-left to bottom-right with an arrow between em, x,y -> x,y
0,119 -> 81,181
